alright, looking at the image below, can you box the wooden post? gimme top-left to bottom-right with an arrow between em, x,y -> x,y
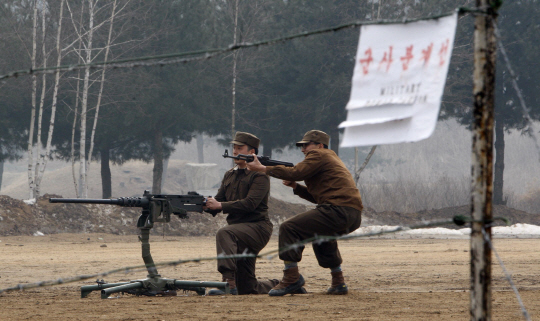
470,1 -> 498,320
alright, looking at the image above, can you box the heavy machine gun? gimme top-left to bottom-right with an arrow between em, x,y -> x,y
49,191 -> 228,299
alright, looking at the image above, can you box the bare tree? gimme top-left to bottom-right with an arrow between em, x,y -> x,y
76,0 -> 98,198
33,5 -> 47,198
85,0 -> 118,197
65,0 -> 130,198
354,146 -> 377,185
69,3 -> 86,198
70,92 -> 80,197
26,0 -> 38,200
32,0 -> 66,198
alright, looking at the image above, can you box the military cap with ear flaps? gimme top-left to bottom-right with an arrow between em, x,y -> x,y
296,130 -> 330,147
230,131 -> 260,148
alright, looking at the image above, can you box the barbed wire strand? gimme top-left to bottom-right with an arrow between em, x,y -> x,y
481,228 -> 531,321
0,215 -> 476,294
0,8 -> 482,81
493,22 -> 540,163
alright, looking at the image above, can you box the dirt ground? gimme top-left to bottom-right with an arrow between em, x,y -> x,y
0,234 -> 539,320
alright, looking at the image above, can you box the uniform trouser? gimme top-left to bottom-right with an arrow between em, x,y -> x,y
278,204 -> 362,268
216,220 -> 276,295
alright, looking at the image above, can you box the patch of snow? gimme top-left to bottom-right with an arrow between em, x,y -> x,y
352,224 -> 540,238
493,223 -> 540,235
403,227 -> 464,235
23,199 -> 36,205
33,231 -> 44,236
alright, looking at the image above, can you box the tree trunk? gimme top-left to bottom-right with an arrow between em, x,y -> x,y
78,77 -> 89,198
161,157 -> 169,191
329,127 -> 340,156
86,0 -> 117,188
493,119 -> 505,205
100,143 -> 112,198
196,133 -> 204,163
71,6 -> 85,198
152,128 -> 164,194
71,89 -> 80,198
27,1 -> 38,200
355,146 -> 377,185
36,0 -> 65,198
0,161 -> 4,191
79,0 -> 96,198
262,138 -> 273,158
34,7 -> 47,198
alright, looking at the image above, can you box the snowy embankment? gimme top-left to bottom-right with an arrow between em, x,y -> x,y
352,224 -> 540,239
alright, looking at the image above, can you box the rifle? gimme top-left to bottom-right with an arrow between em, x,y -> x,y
50,190 -> 211,229
222,149 -> 294,167
49,191 -> 229,298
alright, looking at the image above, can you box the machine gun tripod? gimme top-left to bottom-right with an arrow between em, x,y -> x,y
49,190 -> 229,299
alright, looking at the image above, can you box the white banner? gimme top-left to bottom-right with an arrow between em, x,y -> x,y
340,13 -> 458,147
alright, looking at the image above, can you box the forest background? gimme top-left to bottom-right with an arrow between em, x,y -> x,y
0,0 -> 539,214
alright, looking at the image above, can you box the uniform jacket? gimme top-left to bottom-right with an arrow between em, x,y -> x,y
266,149 -> 363,211
212,167 -> 270,225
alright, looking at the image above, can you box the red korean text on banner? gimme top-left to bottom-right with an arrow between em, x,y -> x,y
420,43 -> 433,66
439,39 -> 449,66
400,45 -> 414,71
378,46 -> 394,72
359,48 -> 373,75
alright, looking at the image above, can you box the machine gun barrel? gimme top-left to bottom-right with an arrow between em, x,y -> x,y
49,197 -> 149,207
222,149 -> 294,167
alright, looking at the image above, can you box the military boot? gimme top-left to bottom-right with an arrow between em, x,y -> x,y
270,278 -> 307,294
268,267 -> 305,297
207,278 -> 237,296
326,271 -> 348,295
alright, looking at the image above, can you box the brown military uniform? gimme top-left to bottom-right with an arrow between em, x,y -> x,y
217,168 -> 271,225
266,148 -> 363,268
210,131 -> 277,294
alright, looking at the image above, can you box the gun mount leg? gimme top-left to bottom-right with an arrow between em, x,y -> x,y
101,281 -> 144,299
95,278 -> 229,299
80,211 -> 228,299
173,280 -> 230,295
81,282 -> 132,298
140,228 -> 159,277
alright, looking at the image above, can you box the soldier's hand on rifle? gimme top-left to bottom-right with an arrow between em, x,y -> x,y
246,154 -> 266,173
282,180 -> 297,189
205,197 -> 222,211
